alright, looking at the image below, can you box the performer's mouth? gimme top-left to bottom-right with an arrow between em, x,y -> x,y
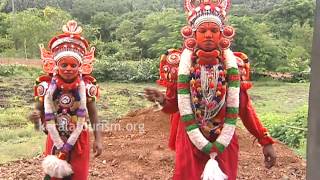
204,41 -> 214,45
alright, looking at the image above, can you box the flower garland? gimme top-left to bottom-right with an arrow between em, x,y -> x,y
42,75 -> 87,178
177,48 -> 240,154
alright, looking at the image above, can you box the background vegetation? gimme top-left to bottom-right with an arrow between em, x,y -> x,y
0,0 -> 315,81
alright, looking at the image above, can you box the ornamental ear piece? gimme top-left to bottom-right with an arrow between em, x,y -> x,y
222,26 -> 235,39
184,38 -> 197,50
181,26 -> 194,38
218,38 -> 231,50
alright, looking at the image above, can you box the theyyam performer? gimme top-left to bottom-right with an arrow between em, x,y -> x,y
144,0 -> 277,179
29,20 -> 102,180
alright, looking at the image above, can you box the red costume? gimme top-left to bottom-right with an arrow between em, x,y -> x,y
34,20 -> 98,180
157,1 -> 275,179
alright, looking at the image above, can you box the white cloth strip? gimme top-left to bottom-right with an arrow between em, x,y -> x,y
226,87 -> 240,108
224,49 -> 238,69
216,124 -> 236,147
193,15 -> 222,31
79,80 -> 87,110
178,49 -> 193,75
54,51 -> 82,64
47,124 -> 64,149
178,94 -> 194,116
44,82 -> 57,114
187,128 -> 210,150
67,118 -> 85,146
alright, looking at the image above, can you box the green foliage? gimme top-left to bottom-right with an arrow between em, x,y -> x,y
91,12 -> 115,41
0,0 -> 315,78
6,7 -> 71,58
138,8 -> 184,58
0,64 -> 41,77
269,106 -> 307,148
265,0 -> 315,38
230,16 -> 287,72
93,57 -> 159,82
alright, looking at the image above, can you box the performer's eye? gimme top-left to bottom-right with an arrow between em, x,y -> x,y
211,28 -> 219,33
198,28 -> 206,33
61,63 -> 68,68
71,64 -> 77,68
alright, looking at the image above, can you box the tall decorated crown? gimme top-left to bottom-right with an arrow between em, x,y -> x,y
39,20 -> 95,75
181,0 -> 235,50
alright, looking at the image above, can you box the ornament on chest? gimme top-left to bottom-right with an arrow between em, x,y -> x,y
55,92 -> 80,111
53,91 -> 80,134
52,91 -> 81,136
190,62 -> 227,140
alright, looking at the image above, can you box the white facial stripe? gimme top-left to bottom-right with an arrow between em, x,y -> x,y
54,51 -> 82,64
193,15 -> 222,31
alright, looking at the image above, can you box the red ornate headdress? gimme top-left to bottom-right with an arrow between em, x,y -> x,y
40,20 -> 95,75
181,0 -> 235,50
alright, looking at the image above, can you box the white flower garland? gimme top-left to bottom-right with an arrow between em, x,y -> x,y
177,48 -> 240,154
42,76 -> 87,178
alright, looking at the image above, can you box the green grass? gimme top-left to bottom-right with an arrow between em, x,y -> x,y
0,125 -> 45,164
245,81 -> 309,157
249,81 -> 309,114
97,82 -> 158,122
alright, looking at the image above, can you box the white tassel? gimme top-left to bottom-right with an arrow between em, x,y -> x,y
201,153 -> 228,180
42,155 -> 73,178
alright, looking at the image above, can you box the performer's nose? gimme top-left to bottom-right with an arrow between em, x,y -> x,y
205,31 -> 212,38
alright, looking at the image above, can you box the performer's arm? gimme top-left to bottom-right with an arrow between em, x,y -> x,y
239,88 -> 274,146
161,84 -> 179,114
28,102 -> 44,130
87,101 -> 102,157
144,83 -> 179,114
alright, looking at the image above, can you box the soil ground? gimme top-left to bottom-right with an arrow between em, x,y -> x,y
0,108 -> 306,180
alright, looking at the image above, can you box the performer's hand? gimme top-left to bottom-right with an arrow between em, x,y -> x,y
93,139 -> 102,157
28,110 -> 41,123
263,144 -> 276,169
144,88 -> 165,105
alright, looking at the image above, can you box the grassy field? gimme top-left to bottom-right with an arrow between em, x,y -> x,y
244,81 -> 309,157
0,72 -> 309,163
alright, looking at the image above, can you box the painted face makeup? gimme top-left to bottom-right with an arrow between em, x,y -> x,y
195,22 -> 221,52
57,56 -> 80,82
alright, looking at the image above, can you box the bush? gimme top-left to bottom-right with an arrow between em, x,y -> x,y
93,56 -> 159,82
0,64 -> 41,77
269,106 -> 307,148
291,71 -> 310,83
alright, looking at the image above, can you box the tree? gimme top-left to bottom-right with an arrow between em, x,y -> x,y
7,7 -> 71,58
91,12 -> 115,41
138,8 -> 184,58
230,16 -> 287,72
264,0 -> 315,39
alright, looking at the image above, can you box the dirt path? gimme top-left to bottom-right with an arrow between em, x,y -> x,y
0,108 -> 306,180
0,58 -> 41,68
